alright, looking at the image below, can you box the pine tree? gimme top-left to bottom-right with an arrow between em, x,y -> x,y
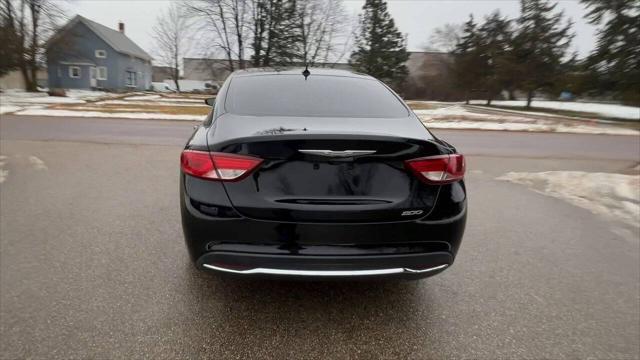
349,0 -> 408,88
269,0 -> 301,66
477,11 -> 513,105
452,15 -> 485,104
511,0 -> 573,108
581,0 -> 640,105
250,0 -> 301,67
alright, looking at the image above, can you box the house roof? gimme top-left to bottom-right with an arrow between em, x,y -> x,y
49,15 -> 152,61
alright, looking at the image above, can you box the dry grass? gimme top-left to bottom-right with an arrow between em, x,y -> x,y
50,103 -> 210,116
406,101 -> 438,110
159,93 -> 214,100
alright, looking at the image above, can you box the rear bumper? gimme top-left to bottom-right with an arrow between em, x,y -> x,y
196,251 -> 453,280
181,175 -> 466,279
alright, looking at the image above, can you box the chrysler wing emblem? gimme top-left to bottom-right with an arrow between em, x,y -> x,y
298,149 -> 377,157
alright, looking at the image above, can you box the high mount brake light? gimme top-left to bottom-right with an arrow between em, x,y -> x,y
404,154 -> 465,184
180,150 -> 263,181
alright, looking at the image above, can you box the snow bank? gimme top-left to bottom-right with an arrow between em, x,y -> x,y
65,89 -> 114,101
414,105 -> 489,118
15,108 -> 203,121
470,100 -> 640,120
497,171 -> 640,227
0,105 -> 22,114
418,104 -> 639,135
0,89 -> 111,105
424,120 -> 639,135
1,94 -> 84,104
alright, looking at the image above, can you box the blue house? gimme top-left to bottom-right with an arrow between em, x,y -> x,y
46,16 -> 152,91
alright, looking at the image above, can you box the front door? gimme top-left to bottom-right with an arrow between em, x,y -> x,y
90,67 -> 97,88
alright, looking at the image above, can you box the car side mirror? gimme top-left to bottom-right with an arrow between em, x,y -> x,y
205,98 -> 215,106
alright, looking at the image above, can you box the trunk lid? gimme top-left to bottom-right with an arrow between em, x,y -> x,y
208,114 -> 447,223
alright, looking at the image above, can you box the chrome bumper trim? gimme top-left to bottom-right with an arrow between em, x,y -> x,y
202,263 -> 449,276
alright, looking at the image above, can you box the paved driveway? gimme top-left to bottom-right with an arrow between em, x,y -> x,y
1,115 -> 638,359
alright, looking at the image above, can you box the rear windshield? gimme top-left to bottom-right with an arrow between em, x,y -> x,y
224,74 -> 409,118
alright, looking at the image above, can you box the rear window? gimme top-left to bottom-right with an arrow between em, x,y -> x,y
224,74 -> 409,118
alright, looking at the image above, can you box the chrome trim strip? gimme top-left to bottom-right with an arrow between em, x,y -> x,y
202,263 -> 449,276
298,149 -> 377,157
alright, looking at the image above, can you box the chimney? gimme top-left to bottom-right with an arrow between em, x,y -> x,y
118,21 -> 124,34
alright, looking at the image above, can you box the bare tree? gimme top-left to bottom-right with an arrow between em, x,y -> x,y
1,0 -> 64,91
151,3 -> 194,92
296,0 -> 348,66
184,0 -> 250,71
186,0 -> 350,70
425,23 -> 463,53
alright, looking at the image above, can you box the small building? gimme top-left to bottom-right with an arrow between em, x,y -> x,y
0,68 -> 48,90
46,15 -> 152,91
152,66 -> 177,83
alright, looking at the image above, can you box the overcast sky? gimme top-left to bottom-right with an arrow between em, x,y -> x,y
71,0 -> 597,61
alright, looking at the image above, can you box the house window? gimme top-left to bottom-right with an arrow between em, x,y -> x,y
125,71 -> 137,87
69,66 -> 81,78
97,66 -> 108,80
95,50 -> 107,58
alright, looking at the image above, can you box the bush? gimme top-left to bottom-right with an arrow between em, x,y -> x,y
48,88 -> 66,97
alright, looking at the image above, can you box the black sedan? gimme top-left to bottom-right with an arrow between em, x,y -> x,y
180,68 -> 466,279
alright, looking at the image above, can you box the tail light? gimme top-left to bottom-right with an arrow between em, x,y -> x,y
180,150 -> 263,181
404,154 -> 465,184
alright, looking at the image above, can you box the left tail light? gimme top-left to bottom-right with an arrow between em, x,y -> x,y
404,154 -> 465,184
180,150 -> 263,181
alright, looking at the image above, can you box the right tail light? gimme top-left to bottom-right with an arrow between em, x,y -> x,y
404,154 -> 465,184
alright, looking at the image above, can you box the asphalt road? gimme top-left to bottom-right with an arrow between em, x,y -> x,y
1,115 -> 639,359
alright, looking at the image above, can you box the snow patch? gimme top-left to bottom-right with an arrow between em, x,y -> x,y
470,100 -> 640,120
497,171 -> 640,228
424,120 -> 639,135
65,89 -> 114,101
28,156 -> 47,170
415,105 -> 490,118
0,105 -> 22,114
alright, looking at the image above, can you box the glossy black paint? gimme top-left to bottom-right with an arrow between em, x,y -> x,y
181,69 -> 467,279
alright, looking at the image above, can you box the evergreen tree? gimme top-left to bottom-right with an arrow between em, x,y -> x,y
269,0 -> 301,66
452,15 -> 485,104
511,0 -> 573,108
349,0 -> 408,88
581,0 -> 640,105
477,11 -> 513,105
250,0 -> 301,67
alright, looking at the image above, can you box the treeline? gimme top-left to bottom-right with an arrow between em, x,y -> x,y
182,0 -> 351,71
448,0 -> 639,106
2,0 -> 637,106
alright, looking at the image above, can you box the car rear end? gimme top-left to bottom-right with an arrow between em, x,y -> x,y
180,69 -> 467,279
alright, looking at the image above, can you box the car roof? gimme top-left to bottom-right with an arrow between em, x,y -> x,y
229,67 -> 374,80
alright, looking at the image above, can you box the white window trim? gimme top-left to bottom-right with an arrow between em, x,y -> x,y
95,50 -> 107,58
125,71 -> 137,87
69,66 -> 81,78
96,66 -> 108,80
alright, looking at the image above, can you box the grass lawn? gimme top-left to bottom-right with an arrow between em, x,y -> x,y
405,101 -> 440,110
